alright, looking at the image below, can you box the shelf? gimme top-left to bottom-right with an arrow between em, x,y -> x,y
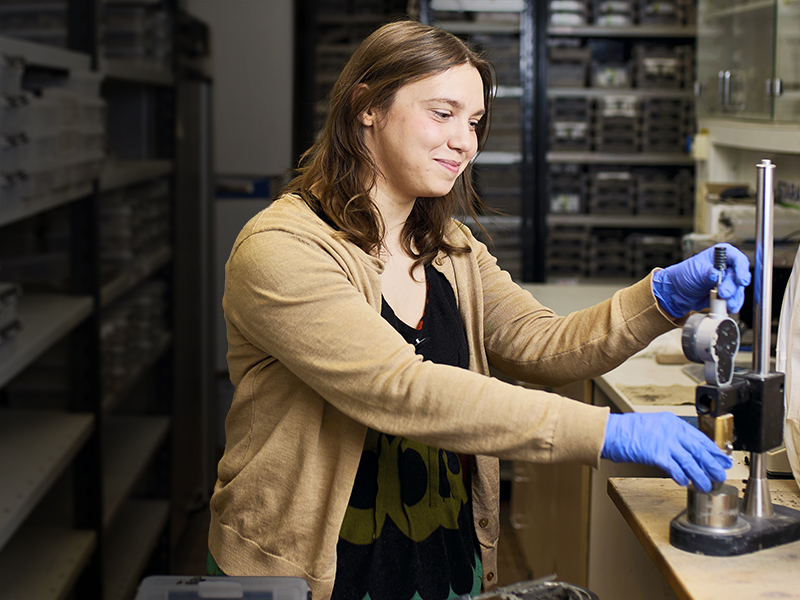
316,13 -> 388,24
0,34 -> 90,71
548,25 -> 696,38
0,184 -> 93,229
431,0 -> 524,11
437,21 -> 520,35
703,0 -> 773,21
0,294 -> 93,389
496,85 -> 523,98
547,151 -> 694,165
102,415 -> 171,532
101,59 -> 175,86
547,214 -> 693,228
316,43 -> 360,54
99,160 -> 174,193
476,151 -> 523,165
698,118 -> 800,155
548,88 -> 694,99
104,499 -> 169,600
0,525 -> 96,600
0,410 -> 94,549
102,333 -> 172,416
100,245 -> 173,308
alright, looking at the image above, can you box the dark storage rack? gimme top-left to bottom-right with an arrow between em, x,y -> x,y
421,0 -> 539,282
545,0 -> 698,282
0,1 -> 212,598
294,1 -> 698,283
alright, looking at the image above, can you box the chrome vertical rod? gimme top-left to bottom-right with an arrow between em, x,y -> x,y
744,158 -> 776,518
753,159 -> 775,376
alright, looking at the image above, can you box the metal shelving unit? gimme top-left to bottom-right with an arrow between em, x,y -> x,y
0,0 -> 212,596
0,295 -> 94,387
0,525 -> 96,600
543,1 -> 699,282
103,499 -> 170,600
99,159 -> 174,193
421,0 -> 536,281
0,410 -> 95,549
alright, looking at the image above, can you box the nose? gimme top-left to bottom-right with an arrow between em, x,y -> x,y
448,119 -> 477,155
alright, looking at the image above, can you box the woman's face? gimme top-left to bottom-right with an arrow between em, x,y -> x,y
361,63 -> 485,207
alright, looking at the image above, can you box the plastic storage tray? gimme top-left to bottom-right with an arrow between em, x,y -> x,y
548,46 -> 591,88
0,282 -> 22,330
0,55 -> 25,96
134,576 -> 311,600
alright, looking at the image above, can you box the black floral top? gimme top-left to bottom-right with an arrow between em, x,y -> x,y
332,264 -> 482,600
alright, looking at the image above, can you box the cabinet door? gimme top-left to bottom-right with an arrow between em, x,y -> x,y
696,0 -> 776,120
774,0 -> 800,121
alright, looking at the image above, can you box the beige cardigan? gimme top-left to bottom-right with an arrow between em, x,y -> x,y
209,194 -> 677,599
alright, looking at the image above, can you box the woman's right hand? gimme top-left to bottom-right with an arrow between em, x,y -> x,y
601,412 -> 732,492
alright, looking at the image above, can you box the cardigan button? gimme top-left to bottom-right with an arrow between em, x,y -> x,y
486,572 -> 495,582
479,518 -> 489,528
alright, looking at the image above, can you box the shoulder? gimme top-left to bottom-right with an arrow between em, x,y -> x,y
443,217 -> 477,247
231,194 -> 336,254
228,194 -> 379,273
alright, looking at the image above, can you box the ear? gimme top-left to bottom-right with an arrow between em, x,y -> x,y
351,84 -> 374,127
359,106 -> 377,127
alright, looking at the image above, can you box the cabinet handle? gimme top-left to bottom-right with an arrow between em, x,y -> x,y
722,71 -> 732,108
766,78 -> 783,97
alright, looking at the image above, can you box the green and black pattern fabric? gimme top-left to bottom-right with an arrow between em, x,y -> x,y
332,264 -> 481,600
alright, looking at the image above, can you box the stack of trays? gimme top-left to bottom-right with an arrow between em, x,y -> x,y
594,95 -> 640,153
588,166 -> 635,214
547,226 -> 589,278
0,282 -> 23,360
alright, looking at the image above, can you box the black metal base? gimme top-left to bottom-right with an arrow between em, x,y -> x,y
670,503 -> 800,556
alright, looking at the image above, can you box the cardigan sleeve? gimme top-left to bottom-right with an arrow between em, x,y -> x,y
469,235 -> 678,388
224,223 -> 609,466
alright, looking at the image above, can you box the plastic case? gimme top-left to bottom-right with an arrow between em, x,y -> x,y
0,282 -> 22,329
134,576 -> 311,600
638,0 -> 682,25
547,225 -> 589,278
0,55 -> 25,96
590,62 -> 632,88
548,46 -> 591,88
0,282 -> 23,360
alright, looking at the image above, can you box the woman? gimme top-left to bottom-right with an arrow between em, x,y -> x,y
210,19 -> 750,600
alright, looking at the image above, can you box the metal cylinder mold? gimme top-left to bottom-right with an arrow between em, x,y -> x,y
687,483 -> 748,533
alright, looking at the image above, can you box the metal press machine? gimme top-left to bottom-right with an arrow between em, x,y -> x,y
670,159 -> 800,555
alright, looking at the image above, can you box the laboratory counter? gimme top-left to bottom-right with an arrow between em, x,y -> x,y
516,281 -> 799,599
609,477 -> 800,600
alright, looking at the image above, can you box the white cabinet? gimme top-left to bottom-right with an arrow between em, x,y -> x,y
696,0 -> 800,122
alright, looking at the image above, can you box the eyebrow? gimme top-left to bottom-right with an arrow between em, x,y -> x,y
427,97 -> 486,117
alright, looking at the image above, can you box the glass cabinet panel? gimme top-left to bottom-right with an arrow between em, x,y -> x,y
774,0 -> 800,121
696,0 -> 776,120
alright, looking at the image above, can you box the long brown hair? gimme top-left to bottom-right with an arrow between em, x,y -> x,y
281,19 -> 495,269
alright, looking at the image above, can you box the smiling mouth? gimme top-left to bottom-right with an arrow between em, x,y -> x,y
435,159 -> 461,173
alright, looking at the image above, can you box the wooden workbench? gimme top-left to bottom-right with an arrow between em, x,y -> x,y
608,477 -> 800,600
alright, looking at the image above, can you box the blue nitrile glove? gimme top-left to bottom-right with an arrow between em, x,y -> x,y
652,243 -> 751,318
601,412 -> 732,493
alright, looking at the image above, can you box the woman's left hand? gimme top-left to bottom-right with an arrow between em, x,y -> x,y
652,243 -> 751,318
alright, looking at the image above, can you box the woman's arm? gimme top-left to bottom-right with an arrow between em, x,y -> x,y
472,238 -> 676,387
224,225 -> 608,465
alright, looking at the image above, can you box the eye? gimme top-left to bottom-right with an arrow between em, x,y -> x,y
433,110 -> 452,120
